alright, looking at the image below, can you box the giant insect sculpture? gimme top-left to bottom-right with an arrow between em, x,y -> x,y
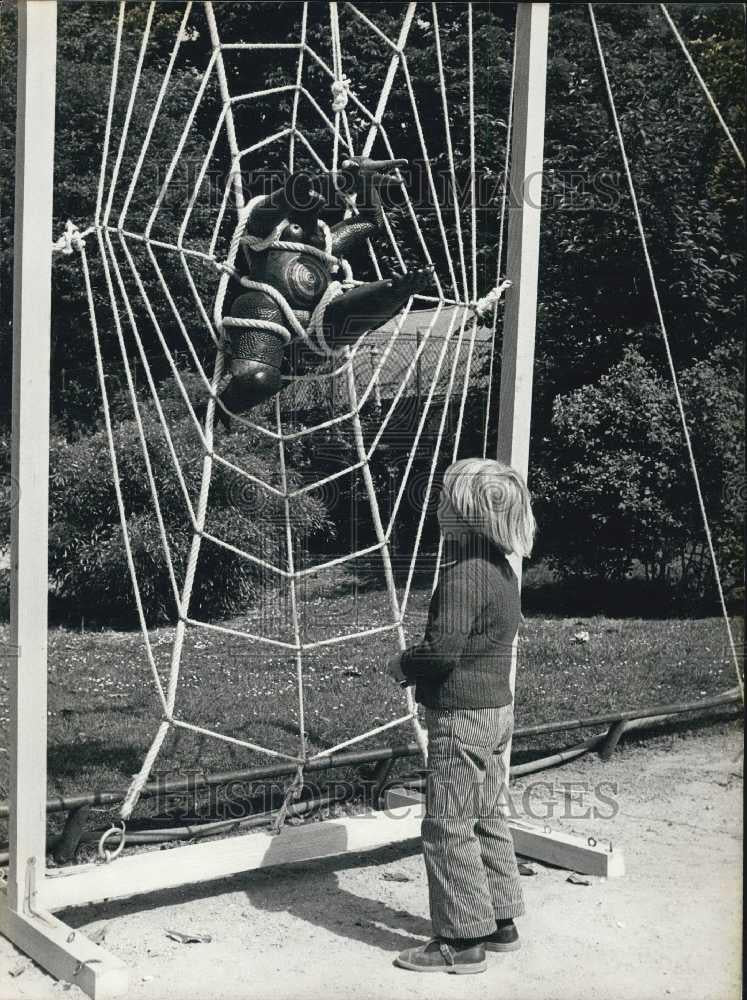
215,156 -> 433,426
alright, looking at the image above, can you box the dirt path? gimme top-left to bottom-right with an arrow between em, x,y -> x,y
1,725 -> 742,1000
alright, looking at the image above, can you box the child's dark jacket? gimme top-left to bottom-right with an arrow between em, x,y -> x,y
399,532 -> 520,709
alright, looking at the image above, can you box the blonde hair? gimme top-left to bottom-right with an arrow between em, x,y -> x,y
441,458 -> 536,558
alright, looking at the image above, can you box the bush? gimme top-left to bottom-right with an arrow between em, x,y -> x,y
32,373 -> 332,625
534,344 -> 744,595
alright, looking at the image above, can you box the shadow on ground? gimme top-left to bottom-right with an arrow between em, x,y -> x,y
60,840 -> 431,952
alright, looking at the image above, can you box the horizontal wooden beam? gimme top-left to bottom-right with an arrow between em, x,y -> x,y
0,897 -> 128,999
382,789 -> 624,878
40,805 -> 423,912
509,820 -> 625,878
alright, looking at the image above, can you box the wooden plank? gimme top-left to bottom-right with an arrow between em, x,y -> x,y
0,897 -> 128,999
39,806 -> 423,912
382,789 -> 624,877
510,822 -> 625,879
495,2 -> 550,775
496,2 -> 550,482
7,0 -> 57,914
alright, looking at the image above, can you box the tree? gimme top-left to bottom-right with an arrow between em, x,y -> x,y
0,2 -> 743,605
533,343 -> 744,595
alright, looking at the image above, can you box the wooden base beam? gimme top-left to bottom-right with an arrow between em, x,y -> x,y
510,820 -> 625,878
39,804 -> 423,913
0,895 -> 128,999
383,789 -> 625,878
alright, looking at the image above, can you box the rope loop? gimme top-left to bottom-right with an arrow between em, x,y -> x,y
240,231 -> 348,279
305,280 -> 348,358
53,220 -> 85,256
242,220 -> 289,253
98,821 -> 126,863
270,763 -> 306,835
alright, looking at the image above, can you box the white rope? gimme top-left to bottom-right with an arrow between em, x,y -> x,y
659,4 -> 745,170
94,1 -> 125,225
145,49 -> 219,239
63,2 -> 525,827
205,1 -> 246,211
302,37 -> 439,293
79,238 -> 168,718
359,4 -> 417,159
468,4 -> 478,304
432,3 -> 470,303
347,4 -> 401,53
589,4 -> 743,702
471,279 -> 512,321
275,392 -> 307,770
308,713 -> 414,760
102,2 -> 155,229
52,220 -> 86,255
330,2 -> 348,173
89,4 -> 245,816
289,4 -> 308,171
118,2 -> 193,228
403,12 -> 490,609
400,307 -> 472,616
100,228 -> 223,820
344,348 -> 428,760
119,239 -> 288,600
399,54 -> 461,299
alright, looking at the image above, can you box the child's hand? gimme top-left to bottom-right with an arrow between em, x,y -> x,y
386,651 -> 407,683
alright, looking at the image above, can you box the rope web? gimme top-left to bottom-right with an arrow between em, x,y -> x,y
56,1 -> 516,826
51,2 -> 743,839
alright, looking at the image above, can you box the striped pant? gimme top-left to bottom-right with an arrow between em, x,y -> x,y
422,705 -> 525,939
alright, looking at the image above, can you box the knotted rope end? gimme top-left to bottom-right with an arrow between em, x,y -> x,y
270,762 -> 306,835
53,220 -> 85,256
331,75 -> 351,112
470,279 -> 512,322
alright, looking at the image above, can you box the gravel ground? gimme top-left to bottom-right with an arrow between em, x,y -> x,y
0,724 -> 742,1000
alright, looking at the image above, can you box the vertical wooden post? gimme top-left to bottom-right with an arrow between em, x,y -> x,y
3,8 -> 129,994
496,2 -> 549,773
7,0 -> 57,914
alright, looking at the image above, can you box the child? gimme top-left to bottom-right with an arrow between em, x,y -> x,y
387,457 -> 536,974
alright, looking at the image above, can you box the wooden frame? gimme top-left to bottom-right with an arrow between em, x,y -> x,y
383,791 -> 625,879
497,1 -> 551,773
1,2 -> 127,996
40,803 -> 424,913
2,5 -> 622,998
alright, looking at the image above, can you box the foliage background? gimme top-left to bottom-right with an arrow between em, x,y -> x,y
0,1 -> 743,621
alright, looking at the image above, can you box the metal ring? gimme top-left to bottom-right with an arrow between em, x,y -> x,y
588,836 -> 597,848
98,822 -> 126,863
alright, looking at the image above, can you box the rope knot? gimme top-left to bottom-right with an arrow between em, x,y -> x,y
270,763 -> 306,835
331,76 -> 350,112
53,220 -> 85,256
470,279 -> 512,322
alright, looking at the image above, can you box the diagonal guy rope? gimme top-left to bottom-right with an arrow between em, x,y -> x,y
588,4 -> 743,702
659,3 -> 745,169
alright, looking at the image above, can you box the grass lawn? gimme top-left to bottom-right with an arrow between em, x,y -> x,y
0,579 -> 742,833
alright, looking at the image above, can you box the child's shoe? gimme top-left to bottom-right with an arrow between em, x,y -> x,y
395,937 -> 487,974
484,918 -> 520,952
